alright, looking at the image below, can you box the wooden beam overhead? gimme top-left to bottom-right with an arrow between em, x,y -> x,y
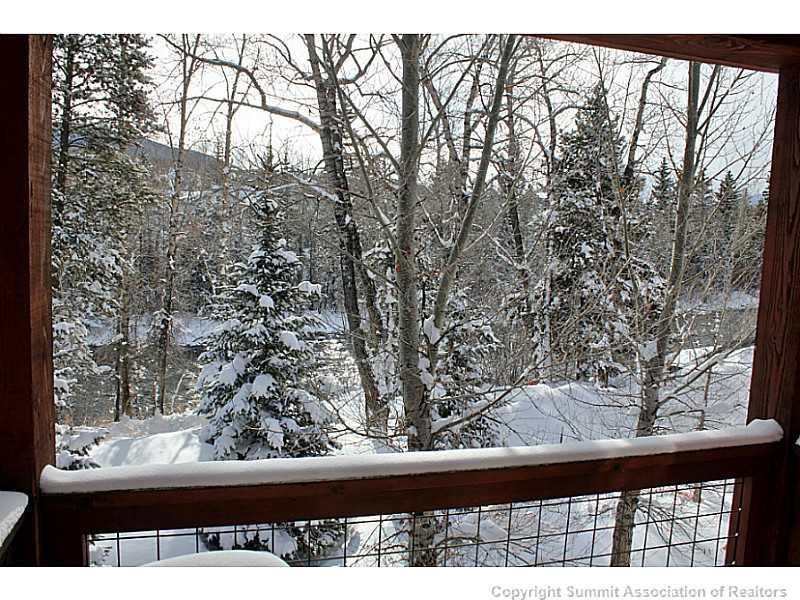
537,35 -> 800,72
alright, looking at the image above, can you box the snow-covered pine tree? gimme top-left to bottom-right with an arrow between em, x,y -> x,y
55,425 -> 107,470
365,236 -> 501,450
198,194 -> 331,459
684,169 -> 716,288
428,284 -> 501,449
709,170 -> 742,294
715,169 -> 738,242
652,157 -> 677,213
51,34 -> 155,437
197,192 -> 340,561
532,85 -> 626,382
736,182 -> 768,291
410,235 -> 499,449
644,157 -> 678,274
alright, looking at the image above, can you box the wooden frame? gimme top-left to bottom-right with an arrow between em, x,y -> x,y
41,438 -> 778,565
541,35 -> 800,72
725,63 -> 800,566
1,33 -> 798,566
0,34 -> 55,566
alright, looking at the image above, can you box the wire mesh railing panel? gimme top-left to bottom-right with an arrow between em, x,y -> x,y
87,479 -> 739,567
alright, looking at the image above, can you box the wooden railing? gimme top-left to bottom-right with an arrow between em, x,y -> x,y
0,516 -> 24,566
0,492 -> 28,566
38,422 -> 783,566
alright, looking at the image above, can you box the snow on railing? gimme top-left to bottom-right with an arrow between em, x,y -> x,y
40,420 -> 783,495
0,491 -> 28,553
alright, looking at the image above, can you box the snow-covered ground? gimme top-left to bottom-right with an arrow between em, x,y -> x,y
87,313 -> 218,348
82,341 -> 753,567
86,310 -> 346,349
90,412 -> 213,467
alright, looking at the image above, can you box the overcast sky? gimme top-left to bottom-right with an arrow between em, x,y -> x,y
147,35 -> 778,191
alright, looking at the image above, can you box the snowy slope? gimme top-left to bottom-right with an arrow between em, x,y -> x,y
91,428 -> 214,467
90,413 -> 213,467
76,343 -> 756,567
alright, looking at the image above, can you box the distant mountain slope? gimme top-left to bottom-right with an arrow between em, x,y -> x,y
53,128 -> 221,176
130,137 -> 221,174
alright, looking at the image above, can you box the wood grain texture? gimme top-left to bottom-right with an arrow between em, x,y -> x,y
537,35 -> 800,73
40,442 -> 777,565
728,64 -> 800,566
0,34 -> 55,566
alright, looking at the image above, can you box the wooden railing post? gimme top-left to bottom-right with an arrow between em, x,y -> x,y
0,34 -> 55,566
42,522 -> 88,567
43,535 -> 88,567
39,497 -> 89,566
729,63 -> 800,566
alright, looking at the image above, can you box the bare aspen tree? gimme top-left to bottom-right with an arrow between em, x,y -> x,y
622,57 -> 668,186
395,34 -> 428,452
433,35 -> 516,340
395,36 -> 440,565
604,56 -> 774,565
428,35 -> 517,373
165,34 -> 389,431
303,35 -> 386,432
610,61 -> 700,567
497,53 -> 535,330
213,34 -> 252,272
154,34 -> 203,415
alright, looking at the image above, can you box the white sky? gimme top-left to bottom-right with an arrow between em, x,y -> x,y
149,35 -> 321,163
146,34 -> 778,191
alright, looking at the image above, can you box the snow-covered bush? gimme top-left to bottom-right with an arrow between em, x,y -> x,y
55,424 -> 107,470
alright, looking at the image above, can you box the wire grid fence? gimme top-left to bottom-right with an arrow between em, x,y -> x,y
87,479 -> 740,567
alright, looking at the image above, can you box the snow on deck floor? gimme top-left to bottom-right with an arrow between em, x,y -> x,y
41,419 -> 781,494
0,492 -> 28,549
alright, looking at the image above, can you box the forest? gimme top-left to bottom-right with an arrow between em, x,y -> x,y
50,33 -> 775,566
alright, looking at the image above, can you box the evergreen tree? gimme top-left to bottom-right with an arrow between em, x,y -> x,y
651,157 -> 677,213
51,34 -> 155,430
683,169 -> 715,288
197,194 -> 332,460
644,157 -> 677,273
733,181 -> 768,291
365,238 -> 501,449
751,183 -> 769,266
55,425 -> 107,470
429,283 -> 501,449
533,85 -> 625,381
533,86 -> 666,384
197,192 -> 341,561
716,171 -> 740,250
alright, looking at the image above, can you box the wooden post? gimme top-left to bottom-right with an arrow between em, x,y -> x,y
0,34 -> 55,566
729,63 -> 800,566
